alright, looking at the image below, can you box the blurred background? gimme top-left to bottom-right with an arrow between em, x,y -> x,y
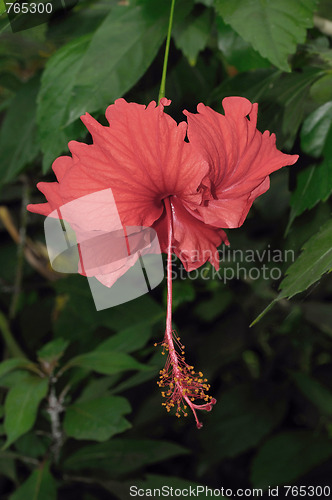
0,0 -> 332,498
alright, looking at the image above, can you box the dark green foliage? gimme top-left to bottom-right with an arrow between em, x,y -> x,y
1,0 -> 332,498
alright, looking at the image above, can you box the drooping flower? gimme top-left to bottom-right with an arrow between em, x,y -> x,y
28,96 -> 298,428
29,98 -> 228,271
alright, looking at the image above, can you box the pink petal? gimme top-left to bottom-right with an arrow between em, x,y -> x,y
28,99 -> 208,229
154,196 -> 229,272
184,97 -> 298,228
77,98 -> 208,227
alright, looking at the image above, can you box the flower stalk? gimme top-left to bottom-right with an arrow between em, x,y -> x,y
158,0 -> 176,103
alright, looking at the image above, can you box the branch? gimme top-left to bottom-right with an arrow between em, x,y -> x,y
0,205 -> 62,282
314,15 -> 332,37
46,382 -> 65,463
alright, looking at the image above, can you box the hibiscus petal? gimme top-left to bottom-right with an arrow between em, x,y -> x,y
184,97 -> 298,228
28,99 -> 208,228
53,156 -> 72,182
198,177 -> 270,228
76,98 -> 208,227
27,181 -> 63,215
27,201 -> 52,216
27,154 -> 84,217
153,196 -> 229,272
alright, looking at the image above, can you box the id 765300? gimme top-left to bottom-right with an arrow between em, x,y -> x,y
6,2 -> 53,14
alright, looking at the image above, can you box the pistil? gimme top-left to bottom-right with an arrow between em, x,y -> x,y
157,197 -> 216,428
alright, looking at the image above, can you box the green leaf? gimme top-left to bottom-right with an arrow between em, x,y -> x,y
0,358 -> 38,380
100,292 -> 163,332
173,9 -> 211,66
4,375 -> 48,448
109,351 -> 161,396
310,74 -> 332,105
291,372 -> 332,416
64,396 -> 131,441
301,101 -> 332,157
214,0 -> 317,71
252,220 -> 332,325
0,76 -> 39,187
194,288 -> 232,322
37,338 -> 69,364
111,364 -> 159,395
95,322 -> 157,354
0,371 -> 31,389
288,160 -> 332,229
37,0 -> 171,172
65,351 -> 150,376
76,376 -> 119,403
216,17 -> 270,72
53,276 -> 101,342
0,0 -> 6,16
210,68 -> 280,103
211,68 -> 322,149
251,431 -> 332,489
53,275 -> 163,349
15,432 -> 49,459
95,308 -> 163,354
64,439 -> 189,476
276,220 -> 332,299
201,384 -> 286,461
196,0 -> 213,6
46,1 -> 112,43
37,34 -> 90,172
10,462 -> 57,500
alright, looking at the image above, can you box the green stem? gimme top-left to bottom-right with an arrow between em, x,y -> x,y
158,0 -> 176,103
0,310 -> 27,359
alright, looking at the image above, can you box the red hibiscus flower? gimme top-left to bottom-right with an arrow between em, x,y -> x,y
28,96 -> 298,428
